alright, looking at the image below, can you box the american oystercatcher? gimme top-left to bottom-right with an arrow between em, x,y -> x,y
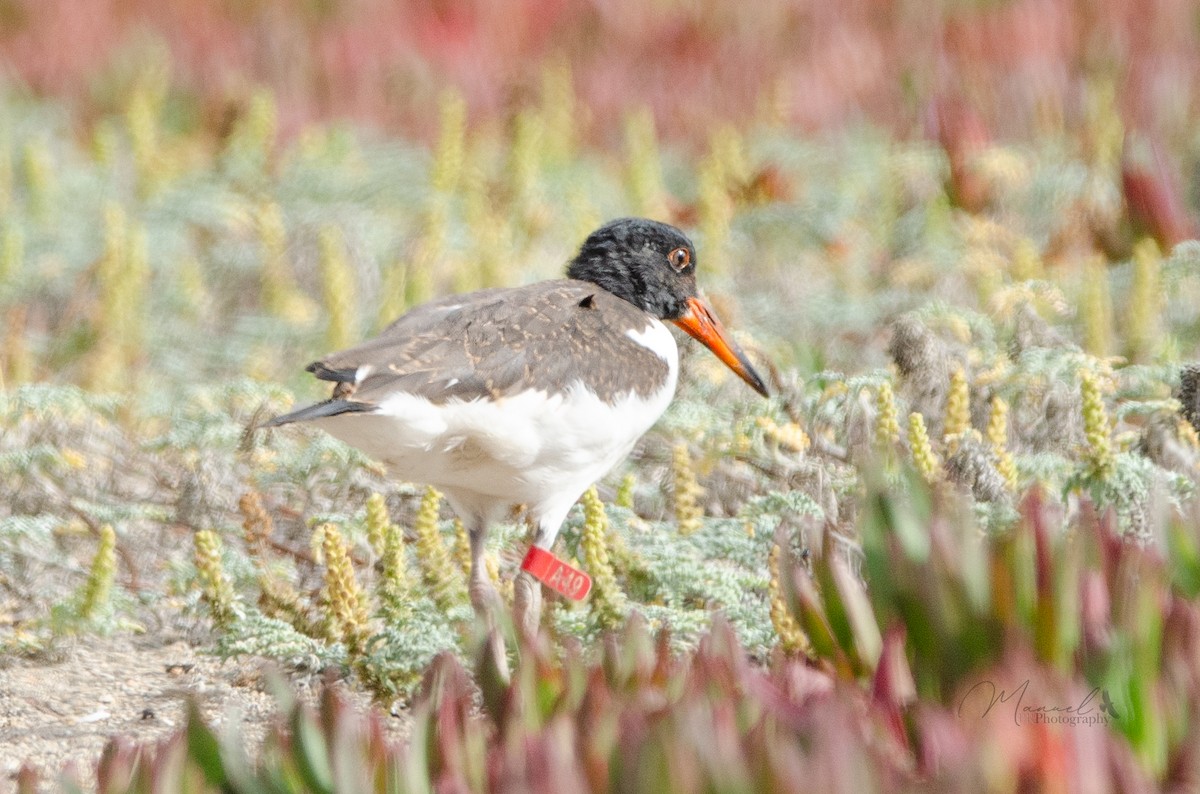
267,218 -> 769,631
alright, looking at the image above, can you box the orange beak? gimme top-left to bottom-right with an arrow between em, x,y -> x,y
673,296 -> 770,397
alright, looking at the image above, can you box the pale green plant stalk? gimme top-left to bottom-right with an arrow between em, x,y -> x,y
90,119 -> 119,168
431,90 -> 466,196
1081,255 -> 1114,358
769,542 -> 808,655
507,110 -> 543,226
257,202 -> 310,323
318,225 -> 356,352
1010,238 -> 1044,282
227,88 -> 278,168
696,126 -> 748,271
1081,370 -> 1114,479
2,306 -> 32,387
874,381 -> 901,450
462,162 -> 510,291
615,473 -> 636,510
0,125 -> 11,214
377,509 -> 414,623
580,486 -> 625,630
87,205 -> 149,391
1126,238 -> 1162,364
452,518 -> 471,578
319,523 -> 372,657
410,486 -> 466,612
364,493 -> 390,558
908,412 -> 941,483
943,367 -> 971,450
194,530 -> 239,632
623,108 -> 668,219
0,219 -> 22,284
77,525 -> 117,622
539,57 -> 575,167
125,80 -> 162,196
21,139 -> 54,219
673,442 -> 704,536
987,397 -> 1019,491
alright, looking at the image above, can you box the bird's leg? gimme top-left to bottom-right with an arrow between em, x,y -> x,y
467,522 -> 501,622
514,520 -> 557,637
513,569 -> 542,638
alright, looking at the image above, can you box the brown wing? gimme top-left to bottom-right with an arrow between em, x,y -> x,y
310,280 -> 671,408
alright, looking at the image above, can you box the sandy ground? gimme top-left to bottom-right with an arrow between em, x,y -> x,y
0,636 -> 407,792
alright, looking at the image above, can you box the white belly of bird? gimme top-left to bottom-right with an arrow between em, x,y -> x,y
312,321 -> 679,507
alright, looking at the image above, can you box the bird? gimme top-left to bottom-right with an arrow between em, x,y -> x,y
266,217 -> 770,633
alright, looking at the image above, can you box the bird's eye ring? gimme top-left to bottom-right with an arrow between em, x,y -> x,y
668,247 -> 691,271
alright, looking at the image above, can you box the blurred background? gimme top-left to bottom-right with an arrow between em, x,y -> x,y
4,0 -> 1200,144
1,0 -> 1199,392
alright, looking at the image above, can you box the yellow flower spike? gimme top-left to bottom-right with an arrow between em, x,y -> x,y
319,523 -> 372,657
452,518 -> 471,578
874,381 -> 901,449
539,57 -> 576,167
228,89 -> 278,164
908,412 -> 942,484
256,202 -> 309,323
78,525 -> 117,622
22,139 -> 54,218
87,205 -> 150,392
318,225 -> 356,352
0,220 -> 22,283
364,493 -> 390,558
0,125 -> 11,213
194,530 -> 239,632
125,82 -> 162,196
431,89 -> 466,196
758,416 -> 811,454
507,110 -> 544,220
769,543 -> 808,655
485,553 -> 512,605
377,510 -> 414,622
2,306 -> 32,387
1010,238 -> 1044,282
376,252 -> 410,330
623,108 -> 668,220
1080,255 -> 1113,358
1127,238 -> 1162,364
672,442 -> 705,536
943,367 -> 971,450
697,150 -> 732,271
1084,78 -> 1123,177
1080,369 -> 1115,479
614,473 -> 636,510
411,486 -> 466,612
987,397 -> 1019,491
580,486 -> 625,630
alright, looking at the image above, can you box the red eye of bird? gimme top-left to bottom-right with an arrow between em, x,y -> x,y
668,247 -> 691,270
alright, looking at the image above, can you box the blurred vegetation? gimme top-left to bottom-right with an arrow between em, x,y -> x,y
5,15 -> 1200,787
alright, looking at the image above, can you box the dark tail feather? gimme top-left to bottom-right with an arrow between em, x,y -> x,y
263,399 -> 375,427
307,361 -> 358,383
